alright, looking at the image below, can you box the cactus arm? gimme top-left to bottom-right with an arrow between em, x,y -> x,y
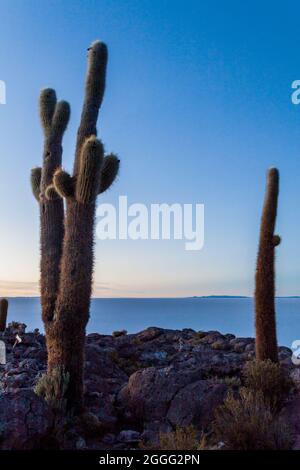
273,235 -> 281,246
38,90 -> 70,324
53,169 -> 75,198
98,154 -> 120,194
76,137 -> 104,204
41,97 -> 70,192
73,41 -> 107,176
39,88 -> 57,136
255,168 -> 280,362
31,167 -> 42,201
45,185 -> 60,200
50,101 -> 71,142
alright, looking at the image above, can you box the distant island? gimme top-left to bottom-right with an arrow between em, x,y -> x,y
190,295 -> 250,299
189,295 -> 300,299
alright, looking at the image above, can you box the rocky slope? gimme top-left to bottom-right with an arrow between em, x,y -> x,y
0,322 -> 297,450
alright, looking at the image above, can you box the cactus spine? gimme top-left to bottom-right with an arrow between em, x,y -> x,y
31,41 -> 120,412
0,299 -> 8,332
255,168 -> 280,363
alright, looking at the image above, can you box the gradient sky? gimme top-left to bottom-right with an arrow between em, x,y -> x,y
1,0 -> 300,297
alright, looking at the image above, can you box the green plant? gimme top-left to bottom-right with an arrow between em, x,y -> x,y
0,299 -> 8,332
34,367 -> 70,412
243,359 -> 292,410
255,168 -> 280,362
112,329 -> 127,338
31,41 -> 120,412
213,388 -> 292,450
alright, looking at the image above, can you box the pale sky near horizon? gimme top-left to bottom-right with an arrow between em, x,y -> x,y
1,0 -> 300,297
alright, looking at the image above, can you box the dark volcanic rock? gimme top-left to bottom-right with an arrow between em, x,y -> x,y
118,365 -> 205,422
0,389 -> 53,449
167,380 -> 227,428
0,322 -> 295,450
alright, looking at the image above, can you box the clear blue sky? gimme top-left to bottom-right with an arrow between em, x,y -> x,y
0,0 -> 300,297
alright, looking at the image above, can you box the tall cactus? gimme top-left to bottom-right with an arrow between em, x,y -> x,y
255,168 -> 280,363
31,41 -> 120,411
0,299 -> 8,332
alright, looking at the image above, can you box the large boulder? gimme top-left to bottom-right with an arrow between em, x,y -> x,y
167,380 -> 227,428
118,365 -> 227,431
0,390 -> 53,450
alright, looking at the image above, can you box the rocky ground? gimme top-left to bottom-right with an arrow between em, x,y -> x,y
0,322 -> 299,450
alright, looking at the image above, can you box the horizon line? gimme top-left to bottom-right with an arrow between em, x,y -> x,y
2,295 -> 300,300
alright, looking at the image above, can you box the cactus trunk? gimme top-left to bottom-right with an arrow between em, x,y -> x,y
47,201 -> 96,409
255,168 -> 280,363
0,299 -> 8,332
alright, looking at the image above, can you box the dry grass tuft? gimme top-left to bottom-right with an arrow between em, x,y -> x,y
243,359 -> 293,410
213,388 -> 292,450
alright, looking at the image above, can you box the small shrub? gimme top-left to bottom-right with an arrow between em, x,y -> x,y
107,350 -> 141,375
243,359 -> 292,410
188,331 -> 207,346
211,341 -> 223,350
112,329 -> 127,338
196,330 -> 206,338
211,340 -> 230,351
159,426 -> 199,450
197,432 -> 210,450
210,375 -> 241,388
34,367 -> 70,412
213,388 -> 292,450
140,427 -> 210,450
132,336 -> 142,346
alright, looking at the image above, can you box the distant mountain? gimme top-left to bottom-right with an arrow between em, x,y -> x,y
189,295 -> 300,299
276,296 -> 300,299
189,295 -> 249,299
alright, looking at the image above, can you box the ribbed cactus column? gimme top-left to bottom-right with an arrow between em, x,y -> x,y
49,137 -> 105,408
255,168 -> 280,363
31,41 -> 120,412
0,299 -> 8,332
31,91 -> 70,324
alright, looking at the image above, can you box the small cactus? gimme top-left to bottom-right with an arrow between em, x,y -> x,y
0,299 -> 8,332
255,168 -> 280,362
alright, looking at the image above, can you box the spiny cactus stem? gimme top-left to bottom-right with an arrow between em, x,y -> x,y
73,41 -> 108,176
76,137 -> 104,204
0,299 -> 8,332
98,154 -> 120,194
255,168 -> 280,363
